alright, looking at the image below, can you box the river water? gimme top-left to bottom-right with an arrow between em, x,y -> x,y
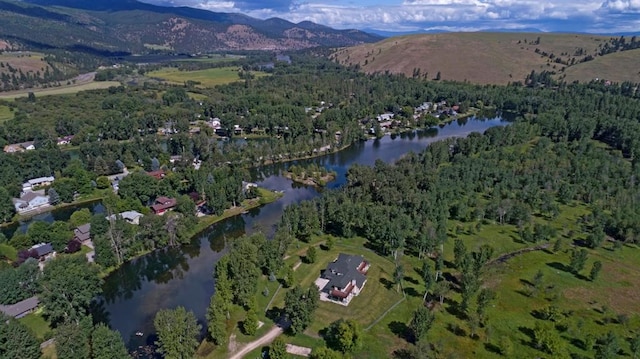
42,116 -> 508,349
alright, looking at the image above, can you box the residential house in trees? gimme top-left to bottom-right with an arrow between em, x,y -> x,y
0,296 -> 39,318
151,196 -> 177,215
30,242 -> 55,261
22,176 -> 55,192
106,210 -> 144,225
12,190 -> 50,213
315,253 -> 369,306
73,223 -> 91,243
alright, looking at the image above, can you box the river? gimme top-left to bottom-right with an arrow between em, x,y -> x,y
82,116 -> 506,349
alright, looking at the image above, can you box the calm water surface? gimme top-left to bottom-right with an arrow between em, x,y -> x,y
93,116 -> 508,348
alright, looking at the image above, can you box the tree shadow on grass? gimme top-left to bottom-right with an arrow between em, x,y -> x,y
446,322 -> 466,337
266,307 -> 282,324
517,326 -> 536,349
404,287 -> 422,298
380,277 -> 395,290
404,276 -> 419,285
388,321 -> 411,342
484,342 -> 501,354
546,261 -> 571,273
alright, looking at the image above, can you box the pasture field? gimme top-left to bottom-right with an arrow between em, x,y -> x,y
146,66 -> 268,87
0,81 -> 120,99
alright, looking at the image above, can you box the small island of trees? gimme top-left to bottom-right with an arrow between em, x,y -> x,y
284,163 -> 337,187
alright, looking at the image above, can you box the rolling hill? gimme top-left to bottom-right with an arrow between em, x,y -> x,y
0,0 -> 381,54
331,32 -> 640,84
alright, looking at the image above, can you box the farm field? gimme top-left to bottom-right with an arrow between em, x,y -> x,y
0,51 -> 50,75
146,66 -> 268,87
0,81 -> 120,99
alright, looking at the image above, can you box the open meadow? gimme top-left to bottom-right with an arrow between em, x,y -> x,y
0,81 -> 120,100
146,67 -> 268,87
0,104 -> 13,122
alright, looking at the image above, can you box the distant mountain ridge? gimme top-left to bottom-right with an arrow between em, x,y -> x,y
0,0 -> 381,54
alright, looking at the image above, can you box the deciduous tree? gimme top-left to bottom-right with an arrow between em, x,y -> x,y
154,306 -> 201,359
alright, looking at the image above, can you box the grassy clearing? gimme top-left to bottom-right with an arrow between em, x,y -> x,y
146,67 -> 268,88
0,52 -> 49,75
0,81 -> 120,99
0,104 -> 13,122
19,310 -> 52,340
41,343 -> 57,359
0,243 -> 17,261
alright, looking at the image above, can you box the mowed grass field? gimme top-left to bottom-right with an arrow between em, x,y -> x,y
147,67 -> 268,87
0,104 -> 13,122
332,32 -> 633,84
0,81 -> 120,99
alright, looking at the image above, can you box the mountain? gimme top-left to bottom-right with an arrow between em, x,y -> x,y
0,0 -> 381,54
331,32 -> 640,85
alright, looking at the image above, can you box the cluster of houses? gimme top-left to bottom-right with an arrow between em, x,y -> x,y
12,176 -> 55,214
3,136 -> 74,153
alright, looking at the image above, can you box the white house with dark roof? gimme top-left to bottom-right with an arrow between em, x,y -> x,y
13,190 -> 50,213
22,176 -> 55,192
315,253 -> 370,306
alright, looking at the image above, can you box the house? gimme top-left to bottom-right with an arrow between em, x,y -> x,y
189,192 -> 206,208
315,253 -> 369,305
106,211 -> 144,225
151,196 -> 177,215
56,135 -> 74,146
73,223 -> 91,243
13,190 -> 50,213
376,113 -> 395,122
242,181 -> 258,193
22,176 -> 55,192
30,242 -> 55,261
3,143 -> 24,153
0,296 -> 39,318
147,170 -> 166,180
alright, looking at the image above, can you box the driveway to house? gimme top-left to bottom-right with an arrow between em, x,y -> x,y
228,324 -> 285,359
84,240 -> 95,263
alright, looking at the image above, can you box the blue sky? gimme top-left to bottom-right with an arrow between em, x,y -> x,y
141,0 -> 640,33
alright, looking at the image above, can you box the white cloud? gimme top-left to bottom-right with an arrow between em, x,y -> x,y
139,0 -> 640,33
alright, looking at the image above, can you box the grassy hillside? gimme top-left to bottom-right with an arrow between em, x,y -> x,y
146,66 -> 268,87
562,48 -> 640,84
332,32 -> 640,85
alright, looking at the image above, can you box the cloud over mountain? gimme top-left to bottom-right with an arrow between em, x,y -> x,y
137,0 -> 640,33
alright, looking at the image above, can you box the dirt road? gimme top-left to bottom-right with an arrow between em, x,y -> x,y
228,325 -> 284,359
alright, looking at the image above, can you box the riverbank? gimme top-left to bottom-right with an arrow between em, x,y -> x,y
98,187 -> 282,278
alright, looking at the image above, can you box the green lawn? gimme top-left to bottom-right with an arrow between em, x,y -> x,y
0,105 -> 13,123
19,310 -> 51,340
146,67 -> 268,88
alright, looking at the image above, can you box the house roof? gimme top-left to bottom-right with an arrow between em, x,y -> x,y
151,197 -> 177,212
25,176 -> 55,186
0,296 -> 39,318
76,223 -> 90,234
106,211 -> 144,223
74,223 -> 91,242
322,253 -> 367,291
147,170 -> 165,179
31,243 -> 53,257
